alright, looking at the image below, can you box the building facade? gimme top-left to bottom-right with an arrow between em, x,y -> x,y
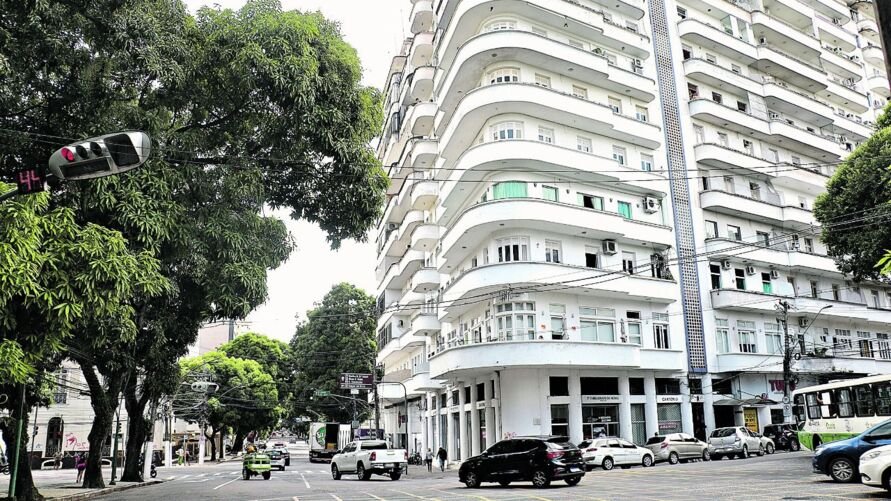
373,0 -> 891,461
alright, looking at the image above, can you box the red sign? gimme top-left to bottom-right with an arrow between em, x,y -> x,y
16,168 -> 45,195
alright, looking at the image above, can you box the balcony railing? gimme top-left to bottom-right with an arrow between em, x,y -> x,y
757,41 -> 825,74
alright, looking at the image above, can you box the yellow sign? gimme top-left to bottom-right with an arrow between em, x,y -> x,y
743,408 -> 759,433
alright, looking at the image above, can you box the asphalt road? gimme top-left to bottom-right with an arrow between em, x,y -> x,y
98,451 -> 891,501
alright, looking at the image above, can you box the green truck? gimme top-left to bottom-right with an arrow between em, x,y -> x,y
242,453 -> 272,480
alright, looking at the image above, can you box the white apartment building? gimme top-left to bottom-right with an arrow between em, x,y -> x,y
373,0 -> 891,460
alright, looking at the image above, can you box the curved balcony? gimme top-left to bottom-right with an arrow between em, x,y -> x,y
693,143 -> 776,177
849,0 -> 875,18
408,138 -> 437,168
381,249 -> 426,291
768,119 -> 843,160
411,311 -> 441,334
407,66 -> 435,104
380,209 -> 425,261
410,0 -> 433,34
410,222 -> 440,252
689,98 -> 769,134
683,58 -> 760,96
710,289 -> 878,322
678,18 -> 757,64
703,238 -> 836,274
436,30 -> 655,116
700,190 -> 816,230
763,82 -> 834,127
859,18 -> 880,45
762,0 -> 815,29
410,179 -> 438,210
409,32 -> 434,67
753,43 -> 828,90
863,45 -> 885,69
406,101 -> 437,136
868,74 -> 891,98
820,48 -> 864,82
439,83 -> 661,162
815,16 -> 857,53
429,339 -> 684,379
438,198 -> 674,270
821,79 -> 868,114
804,0 -> 850,24
751,11 -> 822,55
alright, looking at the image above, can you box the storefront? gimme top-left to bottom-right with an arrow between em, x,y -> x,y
581,396 -> 621,439
657,395 -> 683,435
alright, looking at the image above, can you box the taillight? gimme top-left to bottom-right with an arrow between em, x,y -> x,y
370,452 -> 376,461
660,442 -> 669,449
546,451 -> 564,460
404,451 -> 408,460
586,448 -> 598,452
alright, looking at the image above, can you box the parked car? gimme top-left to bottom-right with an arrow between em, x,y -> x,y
331,440 -> 406,481
274,447 -> 290,466
763,423 -> 801,452
645,433 -> 710,464
459,436 -> 585,488
813,419 -> 891,483
577,437 -> 654,470
267,449 -> 287,471
749,431 -> 776,455
708,427 -> 764,460
860,444 -> 891,491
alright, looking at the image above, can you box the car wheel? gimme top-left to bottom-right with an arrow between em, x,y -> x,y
790,440 -> 801,452
713,454 -> 722,461
642,455 -> 654,467
463,471 -> 480,488
331,464 -> 341,480
357,463 -> 368,481
262,471 -> 271,480
757,445 -> 765,457
702,450 -> 711,462
498,481 -> 511,487
668,452 -> 679,465
390,473 -> 401,481
602,457 -> 615,470
531,469 -> 551,488
829,457 -> 856,483
286,459 -> 290,466
565,476 -> 581,486
242,468 -> 250,480
766,443 -> 775,455
739,446 -> 748,459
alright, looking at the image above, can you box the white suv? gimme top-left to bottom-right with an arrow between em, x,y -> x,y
708,427 -> 765,460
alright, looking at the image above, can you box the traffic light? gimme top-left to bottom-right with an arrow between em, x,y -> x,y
47,131 -> 151,181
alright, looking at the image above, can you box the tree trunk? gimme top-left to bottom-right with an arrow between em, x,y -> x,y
219,428 -> 225,461
205,428 -> 217,462
121,378 -> 149,482
231,430 -> 244,454
77,362 -> 123,489
0,403 -> 42,501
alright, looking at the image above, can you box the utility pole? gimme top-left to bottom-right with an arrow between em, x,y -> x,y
775,299 -> 793,421
373,364 -> 381,440
8,383 -> 25,498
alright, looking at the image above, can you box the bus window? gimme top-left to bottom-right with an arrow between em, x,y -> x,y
806,393 -> 822,419
854,385 -> 875,417
836,388 -> 854,418
820,391 -> 837,418
874,383 -> 891,416
793,394 -> 806,423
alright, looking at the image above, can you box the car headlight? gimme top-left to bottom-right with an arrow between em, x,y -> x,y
863,450 -> 888,462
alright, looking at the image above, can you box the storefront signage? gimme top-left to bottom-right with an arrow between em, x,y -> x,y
449,405 -> 459,413
658,421 -> 680,430
475,401 -> 486,409
656,395 -> 682,403
581,395 -> 621,404
744,408 -> 759,432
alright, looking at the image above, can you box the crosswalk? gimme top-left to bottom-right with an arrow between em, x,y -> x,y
166,469 -> 334,481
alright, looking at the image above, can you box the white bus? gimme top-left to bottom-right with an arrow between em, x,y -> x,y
792,374 -> 891,450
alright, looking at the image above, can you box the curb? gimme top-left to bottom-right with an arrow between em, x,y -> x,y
46,479 -> 164,501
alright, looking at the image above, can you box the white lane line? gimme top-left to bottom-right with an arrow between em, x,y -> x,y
330,495 -> 343,501
293,497 -> 300,501
183,478 -> 209,483
214,471 -> 223,476
390,490 -> 426,499
364,494 -> 386,501
166,475 -> 177,480
179,474 -> 191,480
318,470 -> 328,474
213,478 -> 238,490
300,472 -> 311,489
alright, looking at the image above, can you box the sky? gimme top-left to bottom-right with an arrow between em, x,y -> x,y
184,0 -> 406,342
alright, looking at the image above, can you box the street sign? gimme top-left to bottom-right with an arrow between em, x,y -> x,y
314,390 -> 331,397
339,373 -> 373,390
15,168 -> 45,195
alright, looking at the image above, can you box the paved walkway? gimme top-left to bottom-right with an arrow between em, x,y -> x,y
0,467 -> 162,500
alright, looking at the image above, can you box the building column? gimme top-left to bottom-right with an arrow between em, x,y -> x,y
680,378 -> 694,435
426,395 -> 434,454
644,374 -> 659,438
458,384 -> 469,461
702,374 -> 716,436
493,376 -> 502,442
470,380 -> 481,456
446,389 -> 456,463
434,392 -> 441,453
618,375 -> 633,441
484,379 -> 495,449
568,371 -> 583,444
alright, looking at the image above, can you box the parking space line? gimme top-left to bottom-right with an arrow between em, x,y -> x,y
389,489 -> 428,499
213,478 -> 238,490
330,495 -> 343,501
364,493 -> 387,500
432,489 -> 491,501
300,472 -> 311,488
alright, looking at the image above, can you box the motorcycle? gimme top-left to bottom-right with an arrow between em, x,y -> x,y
407,451 -> 423,466
137,454 -> 158,479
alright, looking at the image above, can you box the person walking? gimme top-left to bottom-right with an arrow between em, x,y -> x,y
53,450 -> 62,470
75,453 -> 86,483
424,448 -> 433,472
184,449 -> 191,466
436,446 -> 447,472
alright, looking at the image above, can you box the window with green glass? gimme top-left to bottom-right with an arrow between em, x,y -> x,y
492,181 -> 527,200
542,185 -> 558,201
618,201 -> 632,219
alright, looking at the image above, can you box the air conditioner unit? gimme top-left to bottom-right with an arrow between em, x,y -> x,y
832,17 -> 842,24
602,239 -> 618,255
633,58 -> 643,67
839,135 -> 848,143
721,260 -> 732,270
790,242 -> 800,251
759,37 -> 768,44
745,265 -> 756,275
593,47 -> 604,55
768,111 -> 780,119
643,196 -> 659,213
798,317 -> 809,328
770,270 -> 780,279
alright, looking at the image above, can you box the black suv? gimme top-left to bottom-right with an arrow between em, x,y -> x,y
459,436 -> 585,488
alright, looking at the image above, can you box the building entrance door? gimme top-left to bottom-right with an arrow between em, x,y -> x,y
692,403 -> 706,441
582,404 -> 619,438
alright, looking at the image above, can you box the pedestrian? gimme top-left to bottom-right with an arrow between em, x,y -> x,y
177,448 -> 184,466
75,453 -> 86,483
425,448 -> 433,472
436,446 -> 447,472
53,450 -> 62,470
185,449 -> 191,466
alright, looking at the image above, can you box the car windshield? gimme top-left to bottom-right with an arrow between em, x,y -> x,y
578,440 -> 591,448
545,441 -> 575,450
267,451 -> 281,457
710,428 -> 737,437
646,436 -> 666,445
362,441 -> 389,450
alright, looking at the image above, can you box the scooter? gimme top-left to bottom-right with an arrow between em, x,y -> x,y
775,430 -> 801,451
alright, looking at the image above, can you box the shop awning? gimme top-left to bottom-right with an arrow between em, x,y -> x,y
713,397 -> 778,407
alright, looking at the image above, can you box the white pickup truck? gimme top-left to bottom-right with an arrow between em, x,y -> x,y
330,440 -> 406,481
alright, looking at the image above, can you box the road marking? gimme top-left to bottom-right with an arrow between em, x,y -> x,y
300,472 -> 311,489
213,478 -> 238,490
178,474 -> 191,480
166,475 -> 177,480
390,489 -> 427,499
215,472 -> 224,476
330,495 -> 342,501
292,497 -> 299,501
318,470 -> 328,474
433,489 -> 489,501
183,478 -> 209,483
363,494 -> 386,500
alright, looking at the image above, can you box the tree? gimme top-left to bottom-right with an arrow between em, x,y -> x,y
290,283 -> 377,423
814,103 -> 891,282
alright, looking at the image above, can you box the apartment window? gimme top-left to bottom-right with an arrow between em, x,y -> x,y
488,67 -> 520,84
608,97 -> 622,114
810,280 -> 819,298
550,404 -> 569,436
490,121 -> 523,140
577,136 -> 592,153
788,277 -> 796,296
654,323 -> 670,349
749,182 -> 761,200
723,175 -> 734,193
688,83 -> 699,99
549,376 -> 569,396
859,331 -> 874,358
495,236 -> 529,262
578,193 -> 604,210
531,26 -> 548,36
550,304 -> 566,339
743,139 -> 754,155
718,133 -> 729,147
765,323 -> 782,354
635,106 -> 649,122
804,238 -> 814,253
542,185 -> 558,202
537,126 -> 554,144
568,39 -> 584,49
705,220 -> 718,238
622,251 -> 635,274
734,268 -> 746,289
798,197 -> 807,209
715,318 -> 731,353
878,333 -> 891,360
485,19 -> 517,32
872,290 -> 882,308
495,301 -> 535,340
737,101 -> 748,113
677,6 -> 687,19
712,92 -> 723,104
579,306 -> 616,342
731,64 -> 741,74
694,125 -> 705,144
709,264 -> 722,289
53,369 -> 69,404
682,44 -> 692,60
727,225 -> 742,241
791,156 -> 801,166
492,181 -> 527,199
626,311 -> 642,345
761,272 -> 773,294
640,154 -> 654,172
572,85 -> 588,99
767,148 -> 779,162
702,175 -> 710,190
756,231 -> 770,247
545,240 -> 562,264
617,201 -> 632,219
738,320 -> 757,353
834,329 -> 853,353
613,146 -> 627,165
534,73 -> 551,88
585,246 -> 599,268
832,284 -> 840,301
706,53 -> 717,63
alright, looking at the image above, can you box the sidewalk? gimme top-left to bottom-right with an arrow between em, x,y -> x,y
0,468 -> 162,500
